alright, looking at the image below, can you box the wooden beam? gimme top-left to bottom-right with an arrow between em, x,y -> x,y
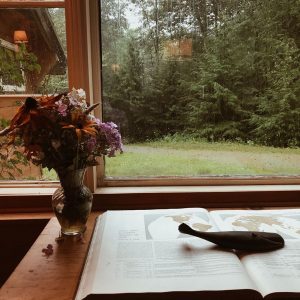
0,38 -> 17,52
0,1 -> 65,8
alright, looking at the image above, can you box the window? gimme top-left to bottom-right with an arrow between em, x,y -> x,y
0,0 -> 299,212
0,8 -> 67,95
0,1 -> 68,181
100,0 -> 300,186
0,0 -> 96,188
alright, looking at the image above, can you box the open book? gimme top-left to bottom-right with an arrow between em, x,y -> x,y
76,208 -> 300,300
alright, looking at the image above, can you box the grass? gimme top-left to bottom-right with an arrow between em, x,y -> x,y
105,139 -> 300,177
39,138 -> 300,179
42,168 -> 58,181
137,137 -> 300,154
105,152 -> 249,177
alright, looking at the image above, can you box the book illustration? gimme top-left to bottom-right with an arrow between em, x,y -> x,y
144,212 -> 213,240
215,211 -> 300,240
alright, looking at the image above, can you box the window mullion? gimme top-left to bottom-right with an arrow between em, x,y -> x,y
65,0 -> 102,191
86,0 -> 105,188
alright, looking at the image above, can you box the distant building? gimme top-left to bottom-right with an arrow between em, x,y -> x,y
163,38 -> 192,60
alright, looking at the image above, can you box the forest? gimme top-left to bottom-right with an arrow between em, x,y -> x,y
101,0 -> 300,148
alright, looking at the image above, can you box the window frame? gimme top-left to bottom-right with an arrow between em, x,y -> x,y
0,1 -> 65,8
96,0 -> 300,186
0,0 -> 99,192
0,0 -> 299,212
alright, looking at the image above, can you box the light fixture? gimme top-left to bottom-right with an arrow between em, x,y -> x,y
13,30 -> 28,44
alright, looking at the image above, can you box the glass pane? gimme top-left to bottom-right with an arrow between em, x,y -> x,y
0,8 -> 67,95
101,0 -> 300,179
0,7 -> 66,180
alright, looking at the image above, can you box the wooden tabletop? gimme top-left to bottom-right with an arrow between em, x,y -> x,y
0,212 -> 100,300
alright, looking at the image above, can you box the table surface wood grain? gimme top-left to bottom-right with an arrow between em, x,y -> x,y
0,212 -> 100,300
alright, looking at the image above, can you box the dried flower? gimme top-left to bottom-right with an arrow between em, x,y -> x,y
42,244 -> 53,257
62,111 -> 98,140
51,139 -> 61,150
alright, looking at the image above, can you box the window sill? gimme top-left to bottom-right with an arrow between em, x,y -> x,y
0,185 -> 299,213
93,185 -> 300,209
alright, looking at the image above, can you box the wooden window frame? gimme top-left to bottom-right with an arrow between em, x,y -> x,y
0,0 -> 98,191
93,0 -> 300,203
0,1 -> 65,8
0,0 -> 299,212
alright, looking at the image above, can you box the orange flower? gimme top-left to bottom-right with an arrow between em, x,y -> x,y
4,94 -> 65,133
62,111 -> 98,140
9,97 -> 39,130
39,93 -> 66,109
1,94 -> 66,144
24,144 -> 43,160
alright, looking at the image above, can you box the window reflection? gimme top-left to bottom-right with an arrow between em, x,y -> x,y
0,8 -> 67,94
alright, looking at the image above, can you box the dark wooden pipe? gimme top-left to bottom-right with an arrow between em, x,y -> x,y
178,223 -> 284,251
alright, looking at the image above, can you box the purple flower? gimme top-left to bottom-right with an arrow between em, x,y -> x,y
56,101 -> 68,116
107,122 -> 118,128
86,137 -> 97,152
93,117 -> 101,126
98,122 -> 123,156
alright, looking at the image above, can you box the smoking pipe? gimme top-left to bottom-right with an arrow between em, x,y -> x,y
178,223 -> 284,251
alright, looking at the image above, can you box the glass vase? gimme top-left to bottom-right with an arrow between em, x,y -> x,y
52,168 -> 93,235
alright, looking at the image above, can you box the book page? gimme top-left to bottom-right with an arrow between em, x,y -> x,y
241,240 -> 300,297
210,209 -> 300,297
76,208 -> 257,299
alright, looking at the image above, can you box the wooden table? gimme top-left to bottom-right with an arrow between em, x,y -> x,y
0,212 -> 100,300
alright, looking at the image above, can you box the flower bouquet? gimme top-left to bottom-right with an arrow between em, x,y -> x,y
0,88 -> 122,235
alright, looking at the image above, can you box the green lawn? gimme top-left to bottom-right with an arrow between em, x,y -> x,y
105,140 -> 300,177
42,167 -> 58,181
41,140 -> 300,179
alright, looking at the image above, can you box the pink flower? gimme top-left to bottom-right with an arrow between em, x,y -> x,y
68,96 -> 78,106
56,101 -> 68,116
